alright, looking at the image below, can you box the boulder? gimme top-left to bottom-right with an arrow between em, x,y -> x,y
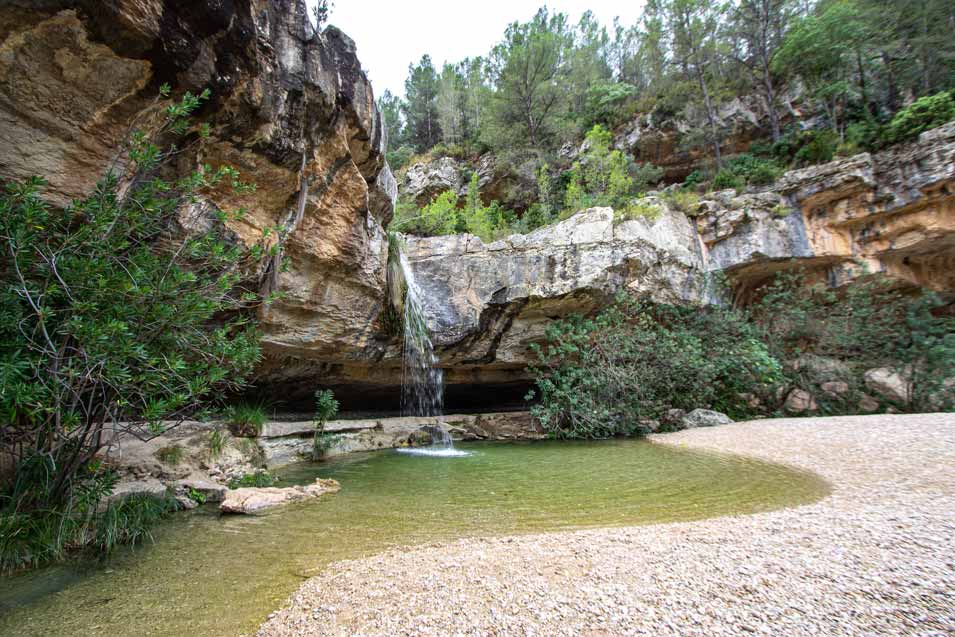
785,389 -> 818,414
171,475 -> 228,503
220,478 -> 340,514
858,394 -> 880,413
820,381 -> 850,397
789,355 -> 852,382
401,157 -> 466,206
864,367 -> 911,404
681,409 -> 733,429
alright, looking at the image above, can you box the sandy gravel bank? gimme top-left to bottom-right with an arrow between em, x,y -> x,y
259,413 -> 955,636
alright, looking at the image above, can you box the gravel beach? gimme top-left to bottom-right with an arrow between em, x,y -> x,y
258,413 -> 955,637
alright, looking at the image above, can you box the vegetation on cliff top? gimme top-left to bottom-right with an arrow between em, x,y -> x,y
382,0 -> 955,240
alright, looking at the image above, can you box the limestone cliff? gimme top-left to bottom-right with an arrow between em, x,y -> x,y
697,122 -> 955,299
0,0 -> 396,399
2,3 -> 953,410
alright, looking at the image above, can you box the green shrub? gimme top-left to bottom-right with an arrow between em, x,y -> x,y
882,90 -> 955,145
614,199 -> 663,223
793,130 -> 838,165
527,295 -> 781,438
155,445 -> 184,466
711,170 -> 744,191
682,169 -> 707,190
225,403 -> 268,437
228,471 -> 277,489
207,428 -> 227,459
661,190 -> 701,216
723,154 -> 783,186
751,271 -> 955,414
312,389 -> 340,460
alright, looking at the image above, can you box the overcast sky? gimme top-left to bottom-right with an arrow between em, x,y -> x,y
308,1 -> 646,99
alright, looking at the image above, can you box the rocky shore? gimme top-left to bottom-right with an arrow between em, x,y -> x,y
258,413 -> 955,637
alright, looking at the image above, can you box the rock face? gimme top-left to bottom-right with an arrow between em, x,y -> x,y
0,0 -> 396,400
220,478 -> 340,514
402,206 -> 707,392
698,123 -> 955,298
2,2 -> 953,412
613,96 -> 769,183
257,412 -> 545,466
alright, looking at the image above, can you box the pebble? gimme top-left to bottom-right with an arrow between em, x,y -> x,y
258,414 -> 955,637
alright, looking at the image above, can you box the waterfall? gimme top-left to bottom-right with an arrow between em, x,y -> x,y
392,243 -> 467,457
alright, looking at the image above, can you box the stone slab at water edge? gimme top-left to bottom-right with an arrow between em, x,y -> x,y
258,413 -> 955,637
220,478 -> 340,514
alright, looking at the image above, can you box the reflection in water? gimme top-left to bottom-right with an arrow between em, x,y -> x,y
0,439 -> 829,636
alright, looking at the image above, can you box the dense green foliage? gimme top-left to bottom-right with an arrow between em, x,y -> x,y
225,402 -> 269,437
528,295 -> 781,438
0,88 -> 267,570
529,274 -> 954,438
751,273 -> 955,413
383,0 -> 955,170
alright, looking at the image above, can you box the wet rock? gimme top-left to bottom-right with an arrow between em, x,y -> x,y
220,478 -> 340,514
681,409 -> 733,428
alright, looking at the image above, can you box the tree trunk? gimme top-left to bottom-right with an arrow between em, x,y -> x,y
698,71 -> 722,169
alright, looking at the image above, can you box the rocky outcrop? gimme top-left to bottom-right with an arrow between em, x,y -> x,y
698,123 -> 955,298
613,96 -> 769,183
401,156 -> 466,206
0,0 -> 396,397
220,478 -> 339,514
402,206 -> 707,391
400,152 -> 539,213
257,412 -> 545,466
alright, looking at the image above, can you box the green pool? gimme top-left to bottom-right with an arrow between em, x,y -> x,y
0,439 -> 829,636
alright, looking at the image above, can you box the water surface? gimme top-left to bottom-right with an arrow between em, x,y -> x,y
0,439 -> 828,636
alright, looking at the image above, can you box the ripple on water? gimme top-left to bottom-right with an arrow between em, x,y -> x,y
0,439 -> 829,637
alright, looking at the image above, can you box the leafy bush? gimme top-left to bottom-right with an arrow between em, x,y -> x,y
527,295 -> 781,438
882,90 -> 955,145
313,389 -> 340,460
751,271 -> 955,413
228,471 -> 277,489
583,81 -> 638,128
711,169 -> 744,191
723,154 -> 783,186
225,403 -> 268,437
0,86 -> 262,553
793,129 -> 838,165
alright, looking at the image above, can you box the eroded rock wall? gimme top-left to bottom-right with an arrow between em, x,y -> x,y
697,123 -> 955,299
0,1 -> 396,399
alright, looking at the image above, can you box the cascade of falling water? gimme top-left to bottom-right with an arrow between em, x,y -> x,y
395,248 -> 466,456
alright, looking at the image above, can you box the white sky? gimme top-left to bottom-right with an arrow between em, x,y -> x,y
308,1 -> 646,99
